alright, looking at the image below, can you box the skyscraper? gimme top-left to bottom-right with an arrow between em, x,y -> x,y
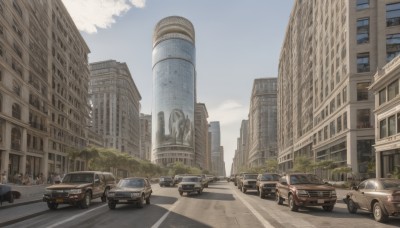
152,16 -> 196,166
209,121 -> 222,175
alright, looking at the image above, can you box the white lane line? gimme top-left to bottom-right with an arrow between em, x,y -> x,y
151,200 -> 179,228
46,204 -> 106,228
233,191 -> 275,228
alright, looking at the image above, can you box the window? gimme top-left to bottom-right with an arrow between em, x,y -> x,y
324,126 -> 328,140
380,119 -> 387,139
398,113 -> 400,133
337,116 -> 342,133
330,99 -> 335,114
13,0 -> 22,17
343,86 -> 347,103
357,82 -> 370,101
12,81 -> 21,96
11,127 -> 21,150
388,79 -> 399,101
357,53 -> 370,72
343,112 -> 348,129
357,18 -> 369,44
330,121 -> 335,137
337,94 -> 341,107
12,103 -> 21,119
379,88 -> 387,105
387,3 -> 400,27
387,33 -> 400,62
357,109 -> 371,128
388,115 -> 396,136
357,0 -> 369,10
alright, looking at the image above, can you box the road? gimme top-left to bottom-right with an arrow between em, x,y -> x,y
1,181 -> 400,227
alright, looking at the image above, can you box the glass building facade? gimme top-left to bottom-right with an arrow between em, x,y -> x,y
151,16 -> 196,166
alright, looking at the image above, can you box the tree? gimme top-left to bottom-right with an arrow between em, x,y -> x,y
265,159 -> 278,173
80,146 -> 99,170
292,156 -> 313,173
66,147 -> 80,172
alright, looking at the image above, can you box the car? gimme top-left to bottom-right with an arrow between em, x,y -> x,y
43,171 -> 116,210
238,173 -> 258,193
159,176 -> 173,187
343,178 -> 400,223
256,173 -> 281,198
275,173 -> 337,212
178,176 -> 204,196
0,184 -> 21,204
107,177 -> 152,209
173,174 -> 183,186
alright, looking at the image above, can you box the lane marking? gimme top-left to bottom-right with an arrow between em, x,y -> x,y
46,204 -> 106,228
151,199 -> 179,228
233,191 -> 274,228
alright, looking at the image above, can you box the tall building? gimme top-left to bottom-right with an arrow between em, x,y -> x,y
232,119 -> 249,174
209,121 -> 223,175
278,0 -> 400,179
140,113 -> 152,161
248,78 -> 277,167
151,16 -> 196,166
194,103 -> 209,170
89,60 -> 141,157
0,0 -> 90,181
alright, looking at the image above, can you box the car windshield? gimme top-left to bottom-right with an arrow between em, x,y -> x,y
260,174 -> 280,181
118,179 -> 144,188
381,179 -> 400,189
289,174 -> 323,185
182,177 -> 199,182
62,173 -> 93,183
243,174 -> 258,179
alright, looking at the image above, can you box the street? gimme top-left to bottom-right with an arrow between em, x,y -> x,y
1,181 -> 400,228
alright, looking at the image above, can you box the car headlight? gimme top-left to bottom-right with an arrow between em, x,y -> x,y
331,190 -> 337,196
107,192 -> 115,197
131,192 -> 141,198
297,190 -> 307,196
68,189 -> 82,194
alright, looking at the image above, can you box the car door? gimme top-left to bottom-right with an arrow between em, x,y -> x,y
352,180 -> 367,210
361,180 -> 376,211
93,174 -> 103,198
277,176 -> 289,199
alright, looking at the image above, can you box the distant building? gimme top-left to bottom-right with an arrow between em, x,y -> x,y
370,56 -> 400,178
232,120 -> 249,174
248,78 -> 277,167
194,103 -> 209,170
151,16 -> 196,166
89,60 -> 141,157
140,113 -> 152,161
209,122 -> 224,176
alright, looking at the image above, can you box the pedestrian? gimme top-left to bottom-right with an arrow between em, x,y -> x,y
1,171 -> 7,184
54,173 -> 61,184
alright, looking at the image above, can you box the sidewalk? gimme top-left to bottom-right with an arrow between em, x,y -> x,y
0,183 -> 49,209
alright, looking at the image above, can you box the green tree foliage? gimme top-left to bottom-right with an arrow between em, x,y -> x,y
265,158 -> 278,173
292,156 -> 313,173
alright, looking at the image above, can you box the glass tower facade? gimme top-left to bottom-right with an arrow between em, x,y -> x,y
152,16 -> 196,166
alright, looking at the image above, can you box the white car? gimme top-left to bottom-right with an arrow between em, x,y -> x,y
178,176 -> 204,196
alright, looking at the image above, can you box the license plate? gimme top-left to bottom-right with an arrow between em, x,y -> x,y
56,199 -> 63,203
317,199 -> 325,204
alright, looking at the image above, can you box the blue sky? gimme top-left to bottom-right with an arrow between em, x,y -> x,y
62,0 -> 294,175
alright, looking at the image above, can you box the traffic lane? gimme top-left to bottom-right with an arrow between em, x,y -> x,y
160,181 -> 267,228
234,184 -> 400,228
4,185 -> 178,228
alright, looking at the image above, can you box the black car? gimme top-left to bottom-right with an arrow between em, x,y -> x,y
0,184 -> 21,204
159,176 -> 173,187
107,177 -> 152,209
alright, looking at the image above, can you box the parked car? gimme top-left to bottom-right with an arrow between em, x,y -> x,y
256,173 -> 281,198
107,177 -> 152,209
43,171 -> 116,210
238,173 -> 258,193
0,184 -> 21,204
275,173 -> 337,212
178,176 -> 203,196
343,178 -> 400,223
159,176 -> 173,187
173,174 -> 183,186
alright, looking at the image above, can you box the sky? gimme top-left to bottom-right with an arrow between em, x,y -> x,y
62,0 -> 294,175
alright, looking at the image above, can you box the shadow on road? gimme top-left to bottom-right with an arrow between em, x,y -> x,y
181,191 -> 235,201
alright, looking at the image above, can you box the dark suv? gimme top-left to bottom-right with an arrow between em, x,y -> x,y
256,173 -> 281,198
43,171 -> 116,209
107,177 -> 152,209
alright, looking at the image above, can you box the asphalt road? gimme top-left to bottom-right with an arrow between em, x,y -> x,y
2,181 -> 400,228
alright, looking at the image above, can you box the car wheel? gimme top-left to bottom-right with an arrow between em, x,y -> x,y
146,194 -> 151,205
101,188 -> 109,203
47,202 -> 58,210
108,200 -> 116,210
347,199 -> 357,214
288,194 -> 298,212
242,186 -> 247,193
179,191 -> 183,196
138,194 -> 145,208
322,205 -> 334,212
373,202 -> 389,223
259,188 -> 265,199
79,192 -> 91,209
276,192 -> 283,205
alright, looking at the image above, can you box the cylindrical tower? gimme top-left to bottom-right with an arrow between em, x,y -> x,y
152,16 -> 196,166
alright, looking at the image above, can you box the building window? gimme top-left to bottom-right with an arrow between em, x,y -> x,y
330,121 -> 335,137
337,116 -> 342,133
12,81 -> 21,96
12,103 -> 21,119
397,113 -> 400,133
343,86 -> 347,103
13,0 -> 22,18
388,115 -> 396,136
324,126 -> 328,140
357,18 -> 369,44
380,119 -> 387,139
387,33 -> 400,62
343,112 -> 348,129
357,109 -> 371,128
357,53 -> 370,72
387,3 -> 400,27
388,79 -> 399,101
330,99 -> 335,114
357,0 -> 369,10
357,82 -> 370,101
11,127 -> 21,150
379,88 -> 387,105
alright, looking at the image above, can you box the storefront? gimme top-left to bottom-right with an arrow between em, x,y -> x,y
380,149 -> 400,178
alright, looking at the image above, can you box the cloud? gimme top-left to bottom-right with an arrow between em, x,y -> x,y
208,100 -> 248,126
62,0 -> 146,34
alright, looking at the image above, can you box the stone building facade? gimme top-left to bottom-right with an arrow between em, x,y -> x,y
194,103 -> 209,170
0,0 -> 90,182
89,60 -> 141,158
232,120 -> 249,174
140,113 -> 152,161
